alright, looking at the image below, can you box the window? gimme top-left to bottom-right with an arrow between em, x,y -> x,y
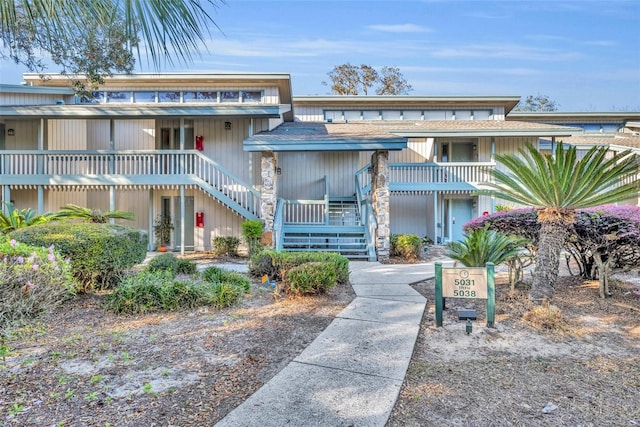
134,91 -> 156,103
80,91 -> 104,104
184,91 -> 219,102
158,92 -> 181,103
241,91 -> 262,103
182,91 -> 198,102
220,91 -> 240,103
199,91 -> 218,101
106,91 -> 131,103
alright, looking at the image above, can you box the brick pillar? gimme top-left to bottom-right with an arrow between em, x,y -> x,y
260,151 -> 278,239
371,150 -> 390,261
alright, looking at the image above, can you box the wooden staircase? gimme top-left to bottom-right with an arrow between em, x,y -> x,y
281,197 -> 372,260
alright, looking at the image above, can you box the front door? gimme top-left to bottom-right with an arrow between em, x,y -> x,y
173,196 -> 195,251
449,199 -> 474,242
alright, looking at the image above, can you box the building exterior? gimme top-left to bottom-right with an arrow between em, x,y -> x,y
1,73 -> 638,261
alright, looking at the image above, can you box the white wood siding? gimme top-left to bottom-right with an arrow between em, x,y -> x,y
87,120 -> 110,150
278,152 -> 360,199
293,105 -> 505,122
115,120 -> 155,150
47,190 -> 88,212
48,119 -> 87,149
0,93 -> 73,105
4,120 -> 39,149
194,192 -> 244,250
390,195 -> 431,236
293,106 -> 325,122
194,118 -> 253,182
9,189 -> 38,210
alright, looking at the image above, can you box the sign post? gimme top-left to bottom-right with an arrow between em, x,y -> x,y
435,262 -> 495,327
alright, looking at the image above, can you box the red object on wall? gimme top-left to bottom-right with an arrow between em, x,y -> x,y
195,135 -> 204,151
196,212 -> 204,228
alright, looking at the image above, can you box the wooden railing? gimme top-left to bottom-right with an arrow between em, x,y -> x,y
355,169 -> 377,261
0,150 -> 260,218
389,162 -> 495,184
281,176 -> 329,225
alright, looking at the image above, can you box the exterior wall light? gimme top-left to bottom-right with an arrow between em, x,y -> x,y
7,128 -> 15,136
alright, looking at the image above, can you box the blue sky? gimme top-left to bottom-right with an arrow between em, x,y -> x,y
1,0 -> 639,111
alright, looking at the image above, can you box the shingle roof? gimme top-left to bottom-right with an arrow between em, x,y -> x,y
562,133 -> 640,151
250,120 -> 579,140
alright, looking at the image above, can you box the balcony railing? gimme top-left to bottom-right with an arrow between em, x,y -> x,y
356,161 -> 496,194
0,150 -> 260,218
389,162 -> 495,185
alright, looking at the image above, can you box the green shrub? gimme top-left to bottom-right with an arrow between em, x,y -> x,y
249,250 -> 349,284
1,238 -> 77,331
176,258 -> 198,275
145,253 -> 197,277
242,220 -> 263,256
286,261 -> 338,295
390,234 -> 422,261
202,266 -> 251,293
212,236 -> 241,257
106,270 -> 244,314
106,271 -> 197,314
209,282 -> 243,309
10,222 -> 147,291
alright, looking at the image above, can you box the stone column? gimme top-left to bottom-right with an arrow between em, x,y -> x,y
371,150 -> 390,261
260,151 -> 278,242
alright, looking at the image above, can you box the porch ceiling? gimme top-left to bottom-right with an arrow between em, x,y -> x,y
0,104 -> 289,119
244,122 -> 407,152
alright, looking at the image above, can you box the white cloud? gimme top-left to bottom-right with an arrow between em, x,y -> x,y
583,40 -> 617,47
429,43 -> 584,61
401,66 -> 543,77
367,23 -> 433,33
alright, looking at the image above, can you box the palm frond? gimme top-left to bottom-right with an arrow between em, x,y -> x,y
446,227 -> 528,267
479,142 -> 639,210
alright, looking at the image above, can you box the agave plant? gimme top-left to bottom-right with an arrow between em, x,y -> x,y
0,201 -> 52,234
446,226 -> 529,268
53,204 -> 134,223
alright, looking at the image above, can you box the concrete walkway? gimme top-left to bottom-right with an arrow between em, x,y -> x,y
215,260 -> 451,427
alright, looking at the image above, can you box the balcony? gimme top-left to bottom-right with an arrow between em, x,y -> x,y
356,162 -> 496,193
0,149 -> 260,218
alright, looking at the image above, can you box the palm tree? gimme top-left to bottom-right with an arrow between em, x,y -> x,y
0,0 -> 223,69
446,227 -> 528,268
53,204 -> 134,223
480,142 -> 639,303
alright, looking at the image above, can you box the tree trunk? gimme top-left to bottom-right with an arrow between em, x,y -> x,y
529,219 -> 569,303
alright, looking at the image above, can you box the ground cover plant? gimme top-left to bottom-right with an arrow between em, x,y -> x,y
0,252 -> 354,426
248,250 -> 349,285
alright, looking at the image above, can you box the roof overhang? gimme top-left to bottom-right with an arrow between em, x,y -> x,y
0,84 -> 74,95
392,127 -> 578,138
293,95 -> 521,113
0,104 -> 290,119
244,138 -> 407,152
508,111 -> 640,122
